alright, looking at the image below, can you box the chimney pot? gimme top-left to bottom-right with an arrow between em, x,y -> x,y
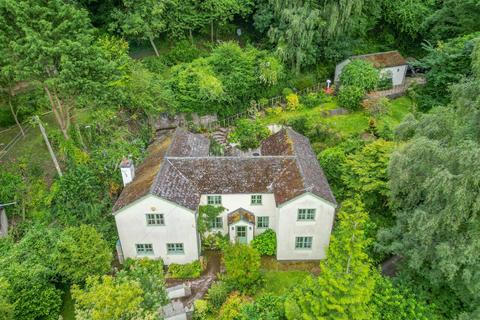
120,157 -> 135,186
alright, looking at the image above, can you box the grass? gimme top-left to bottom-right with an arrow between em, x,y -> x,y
61,289 -> 75,320
256,257 -> 318,297
261,96 -> 413,138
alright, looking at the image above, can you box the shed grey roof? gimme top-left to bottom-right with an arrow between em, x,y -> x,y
113,128 -> 336,213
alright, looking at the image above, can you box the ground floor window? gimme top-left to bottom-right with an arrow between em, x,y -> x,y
136,243 -> 154,255
210,216 -> 223,229
167,243 -> 184,254
257,216 -> 269,228
295,236 -> 313,249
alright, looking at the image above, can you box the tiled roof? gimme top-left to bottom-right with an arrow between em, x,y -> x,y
352,51 -> 407,68
113,128 -> 336,213
227,208 -> 256,225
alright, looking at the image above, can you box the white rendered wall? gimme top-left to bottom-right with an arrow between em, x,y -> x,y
380,65 -> 407,86
115,195 -> 199,265
199,193 -> 277,236
276,193 -> 335,261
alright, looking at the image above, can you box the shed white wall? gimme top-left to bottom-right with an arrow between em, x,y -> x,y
380,65 -> 407,86
0,209 -> 8,237
334,59 -> 351,83
276,193 -> 335,260
199,193 -> 277,236
115,195 -> 199,265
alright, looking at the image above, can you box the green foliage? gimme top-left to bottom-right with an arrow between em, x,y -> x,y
318,145 -> 348,199
251,229 -> 277,256
198,205 -> 225,236
0,278 -> 14,320
193,299 -> 209,320
240,294 -> 284,320
202,232 -> 230,251
338,85 -> 365,110
206,281 -> 229,310
218,292 -> 250,320
223,244 -> 262,294
342,139 -> 394,214
229,119 -> 270,150
370,275 -> 440,320
381,0 -> 435,39
55,225 -> 112,284
340,60 -> 379,92
72,275 -> 155,320
118,258 -> 168,311
168,260 -> 202,279
289,198 -> 375,319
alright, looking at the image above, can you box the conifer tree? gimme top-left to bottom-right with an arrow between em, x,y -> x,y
287,198 -> 375,320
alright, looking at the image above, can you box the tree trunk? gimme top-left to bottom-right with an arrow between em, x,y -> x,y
149,36 -> 160,57
189,29 -> 193,44
7,93 -> 25,137
35,116 -> 63,177
44,85 -> 69,139
211,20 -> 214,42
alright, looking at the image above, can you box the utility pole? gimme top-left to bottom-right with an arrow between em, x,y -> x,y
34,116 -> 62,177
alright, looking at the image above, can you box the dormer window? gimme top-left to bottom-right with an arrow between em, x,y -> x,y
207,195 -> 222,205
251,194 -> 262,205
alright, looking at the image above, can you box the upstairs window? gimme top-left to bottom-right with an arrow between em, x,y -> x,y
207,195 -> 222,205
257,216 -> 269,228
146,213 -> 164,226
251,194 -> 262,205
295,236 -> 313,249
167,243 -> 184,254
210,217 -> 223,229
136,243 -> 154,255
297,209 -> 316,221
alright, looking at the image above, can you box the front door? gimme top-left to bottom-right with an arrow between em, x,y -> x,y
236,226 -> 247,244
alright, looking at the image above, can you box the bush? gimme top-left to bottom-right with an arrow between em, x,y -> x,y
218,292 -> 250,320
286,93 -> 300,111
202,233 -> 229,251
228,119 -> 270,150
340,60 -> 379,92
223,244 -> 262,294
163,40 -> 203,66
251,229 -> 277,256
206,281 -> 229,310
301,92 -> 322,108
240,293 -> 285,320
193,299 -> 209,320
285,116 -> 309,136
265,106 -> 283,116
168,260 -> 202,279
362,97 -> 391,118
282,87 -> 293,96
338,85 -> 365,110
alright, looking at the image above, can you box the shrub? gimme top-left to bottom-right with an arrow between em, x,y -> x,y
168,260 -> 202,279
206,281 -> 229,310
251,229 -> 277,256
362,97 -> 391,118
265,106 -> 283,116
338,85 -> 365,110
301,92 -> 322,108
218,292 -> 250,320
282,87 -> 293,96
286,93 -> 300,111
163,40 -> 203,66
286,116 -> 309,136
340,60 -> 379,92
202,233 -> 229,251
228,119 -> 270,150
193,299 -> 209,320
223,244 -> 262,294
240,293 -> 285,320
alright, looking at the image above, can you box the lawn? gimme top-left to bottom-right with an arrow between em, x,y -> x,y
256,257 -> 318,297
261,96 -> 413,138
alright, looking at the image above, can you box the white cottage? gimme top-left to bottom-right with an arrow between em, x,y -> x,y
335,50 -> 408,87
113,128 -> 337,264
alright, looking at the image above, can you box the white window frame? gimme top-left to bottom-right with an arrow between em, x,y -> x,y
257,216 -> 269,228
210,216 -> 223,229
167,243 -> 184,255
297,209 -> 316,221
136,243 -> 154,256
251,194 -> 262,205
207,195 -> 222,205
295,236 -> 313,250
146,213 -> 165,226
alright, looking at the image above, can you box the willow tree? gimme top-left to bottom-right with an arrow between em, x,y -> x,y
319,0 -> 365,40
286,198 -> 375,319
268,3 -> 321,74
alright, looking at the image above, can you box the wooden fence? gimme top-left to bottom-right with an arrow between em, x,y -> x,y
182,82 -> 325,130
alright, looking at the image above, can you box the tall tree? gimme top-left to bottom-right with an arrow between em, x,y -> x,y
287,198 -> 375,319
379,75 -> 480,317
110,0 -> 170,56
